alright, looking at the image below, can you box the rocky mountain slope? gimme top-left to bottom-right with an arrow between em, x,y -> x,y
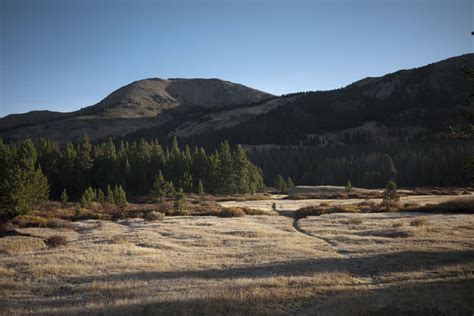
1,54 -> 472,145
172,53 -> 474,147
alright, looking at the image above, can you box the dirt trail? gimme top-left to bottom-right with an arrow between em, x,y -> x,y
219,193 -> 474,213
274,208 -> 341,254
223,192 -> 474,256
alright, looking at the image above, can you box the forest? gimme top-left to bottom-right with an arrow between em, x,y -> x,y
0,136 -> 265,217
250,141 -> 473,188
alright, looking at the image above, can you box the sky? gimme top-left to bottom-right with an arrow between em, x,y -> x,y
0,0 -> 472,117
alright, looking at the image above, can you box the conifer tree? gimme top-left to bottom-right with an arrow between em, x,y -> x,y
174,188 -> 185,214
106,184 -> 115,205
97,188 -> 105,204
0,139 -> 49,217
274,174 -> 286,192
60,189 -> 68,205
217,141 -> 235,194
80,187 -> 96,208
383,179 -> 399,201
76,133 -> 93,193
286,177 -> 295,190
150,171 -> 170,203
196,179 -> 205,195
233,145 -> 250,194
382,153 -> 398,182
113,185 -> 127,210
345,180 -> 353,192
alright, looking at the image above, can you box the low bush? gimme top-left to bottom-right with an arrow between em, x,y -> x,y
329,204 -> 361,213
45,235 -> 68,248
12,215 -> 48,228
413,198 -> 474,214
378,200 -> 401,212
295,205 -> 331,219
144,211 -> 165,222
241,207 -> 268,216
217,207 -> 246,218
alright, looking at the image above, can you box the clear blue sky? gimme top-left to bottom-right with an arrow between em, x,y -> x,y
0,0 -> 472,117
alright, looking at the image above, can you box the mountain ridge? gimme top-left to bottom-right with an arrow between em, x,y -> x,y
1,53 -> 472,144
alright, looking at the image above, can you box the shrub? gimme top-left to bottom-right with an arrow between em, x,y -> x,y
356,200 -> 377,212
414,198 -> 474,214
410,218 -> 428,227
144,211 -> 165,222
329,204 -> 361,213
46,218 -> 76,230
218,207 -> 246,218
295,205 -> 329,219
241,207 -> 268,215
45,235 -> 68,248
378,200 -> 401,212
12,215 -> 47,228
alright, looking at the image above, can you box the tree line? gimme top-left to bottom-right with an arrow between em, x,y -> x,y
0,136 -> 265,217
249,142 -> 473,188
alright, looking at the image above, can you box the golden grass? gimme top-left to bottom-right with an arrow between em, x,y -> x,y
1,194 -> 473,315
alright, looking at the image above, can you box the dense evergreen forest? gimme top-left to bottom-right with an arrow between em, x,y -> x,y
249,142 -> 473,188
0,136 -> 265,209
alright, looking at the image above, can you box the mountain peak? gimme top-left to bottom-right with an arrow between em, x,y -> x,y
81,77 -> 273,118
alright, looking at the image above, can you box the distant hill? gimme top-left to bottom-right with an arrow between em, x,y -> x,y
1,54 -> 473,146
0,78 -> 273,142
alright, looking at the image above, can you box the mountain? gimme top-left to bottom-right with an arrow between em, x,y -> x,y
0,78 -> 273,142
167,53 -> 474,147
1,54 -> 472,145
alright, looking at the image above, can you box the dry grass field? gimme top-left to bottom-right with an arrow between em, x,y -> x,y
1,194 -> 473,315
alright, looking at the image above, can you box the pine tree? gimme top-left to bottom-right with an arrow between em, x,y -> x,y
233,145 -> 250,194
150,171 -> 169,203
382,153 -> 398,182
97,189 -> 105,204
0,139 -> 49,217
345,180 -> 353,192
217,141 -> 235,194
60,142 -> 77,197
113,185 -> 127,210
76,133 -> 93,193
192,147 -> 209,189
80,187 -> 96,208
60,189 -> 68,205
383,179 -> 399,201
249,164 -> 265,194
274,174 -> 285,192
106,184 -> 115,205
196,179 -> 205,195
286,177 -> 295,190
174,188 -> 185,214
